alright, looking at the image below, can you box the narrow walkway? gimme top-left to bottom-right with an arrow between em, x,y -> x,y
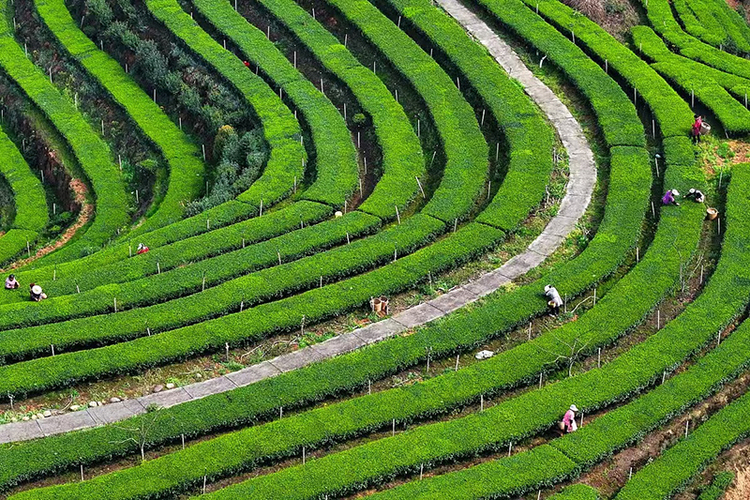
0,8 -> 596,444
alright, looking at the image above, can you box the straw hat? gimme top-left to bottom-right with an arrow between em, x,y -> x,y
31,285 -> 42,295
672,189 -> 680,197
544,285 -> 552,293
570,404 -> 578,412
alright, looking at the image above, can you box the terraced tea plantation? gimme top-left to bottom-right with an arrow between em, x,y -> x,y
0,0 -> 749,496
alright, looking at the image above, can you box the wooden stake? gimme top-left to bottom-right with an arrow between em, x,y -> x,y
416,176 -> 425,197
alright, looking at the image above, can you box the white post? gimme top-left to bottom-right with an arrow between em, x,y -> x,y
480,394 -> 484,411
598,347 -> 601,368
416,176 -> 425,197
455,354 -> 460,371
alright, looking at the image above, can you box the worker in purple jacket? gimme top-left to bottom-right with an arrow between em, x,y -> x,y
662,189 -> 680,206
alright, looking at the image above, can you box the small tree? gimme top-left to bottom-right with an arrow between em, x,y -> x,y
538,333 -> 590,377
111,404 -> 164,462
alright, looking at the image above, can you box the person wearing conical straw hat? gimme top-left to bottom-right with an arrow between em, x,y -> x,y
561,404 -> 579,433
29,283 -> 47,302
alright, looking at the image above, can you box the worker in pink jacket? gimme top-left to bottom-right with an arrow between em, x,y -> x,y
561,404 -> 579,433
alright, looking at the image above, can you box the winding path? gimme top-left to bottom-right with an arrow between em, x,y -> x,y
0,5 -> 596,444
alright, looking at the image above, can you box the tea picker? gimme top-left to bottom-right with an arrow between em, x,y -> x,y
544,284 -> 563,316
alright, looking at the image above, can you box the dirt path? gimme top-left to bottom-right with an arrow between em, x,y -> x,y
0,178 -> 91,272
